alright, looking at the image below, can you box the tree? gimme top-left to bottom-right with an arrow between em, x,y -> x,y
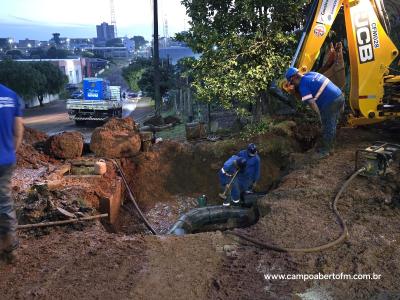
47,46 -> 70,59
178,0 -> 308,121
138,60 -> 175,98
131,36 -> 148,50
0,59 -> 46,101
122,58 -> 152,91
29,48 -> 47,59
5,49 -> 24,59
30,62 -> 68,106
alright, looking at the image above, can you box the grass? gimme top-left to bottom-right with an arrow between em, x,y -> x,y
157,123 -> 186,140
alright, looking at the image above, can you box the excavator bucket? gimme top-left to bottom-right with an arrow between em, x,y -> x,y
320,42 -> 346,91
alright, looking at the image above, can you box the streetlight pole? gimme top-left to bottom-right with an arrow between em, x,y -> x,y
153,0 -> 161,117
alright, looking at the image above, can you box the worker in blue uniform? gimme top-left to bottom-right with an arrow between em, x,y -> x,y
285,67 -> 344,159
237,143 -> 261,194
0,84 -> 24,264
219,155 -> 247,206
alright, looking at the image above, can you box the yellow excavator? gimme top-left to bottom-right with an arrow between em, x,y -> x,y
282,0 -> 400,126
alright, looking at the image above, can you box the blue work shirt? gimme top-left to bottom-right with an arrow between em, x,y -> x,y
298,72 -> 342,110
221,155 -> 240,176
0,84 -> 23,166
237,150 -> 260,184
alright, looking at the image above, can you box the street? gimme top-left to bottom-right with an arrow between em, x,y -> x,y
23,98 -> 154,142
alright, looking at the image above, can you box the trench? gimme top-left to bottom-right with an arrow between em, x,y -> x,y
108,139 -> 297,236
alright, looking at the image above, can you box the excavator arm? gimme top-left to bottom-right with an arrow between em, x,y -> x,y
287,0 -> 400,126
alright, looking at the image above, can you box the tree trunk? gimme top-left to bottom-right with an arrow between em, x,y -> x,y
253,95 -> 262,123
38,95 -> 44,107
187,87 -> 193,122
179,89 -> 183,114
173,91 -> 178,113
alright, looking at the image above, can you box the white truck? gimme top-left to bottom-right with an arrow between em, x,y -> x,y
66,78 -> 123,125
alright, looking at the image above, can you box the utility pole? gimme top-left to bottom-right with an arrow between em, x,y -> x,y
153,0 -> 162,117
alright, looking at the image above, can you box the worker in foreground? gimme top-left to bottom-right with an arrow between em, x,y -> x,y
285,67 -> 344,159
0,84 -> 24,264
237,143 -> 260,194
219,155 -> 247,206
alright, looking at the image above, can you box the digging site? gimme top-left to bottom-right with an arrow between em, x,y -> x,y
0,115 -> 399,300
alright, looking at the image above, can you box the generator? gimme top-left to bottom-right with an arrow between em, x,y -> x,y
355,142 -> 400,176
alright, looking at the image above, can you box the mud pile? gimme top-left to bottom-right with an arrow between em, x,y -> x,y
17,126 -> 57,168
16,160 -> 119,227
90,118 -> 141,158
45,131 -> 84,159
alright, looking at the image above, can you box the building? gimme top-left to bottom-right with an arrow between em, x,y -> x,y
0,38 -> 13,50
87,47 -> 129,59
16,58 -> 83,84
18,39 -> 39,48
81,58 -> 109,77
122,37 -> 135,53
96,22 -> 115,42
52,33 -> 61,45
70,38 -> 94,50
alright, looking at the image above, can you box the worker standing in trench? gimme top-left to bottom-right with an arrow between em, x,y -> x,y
0,84 -> 24,264
237,143 -> 261,195
219,155 -> 247,206
285,67 -> 344,159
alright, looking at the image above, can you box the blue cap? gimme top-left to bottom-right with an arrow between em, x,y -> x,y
285,67 -> 299,81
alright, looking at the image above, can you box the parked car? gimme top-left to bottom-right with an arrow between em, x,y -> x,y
65,83 -> 78,92
128,92 -> 138,98
70,90 -> 83,99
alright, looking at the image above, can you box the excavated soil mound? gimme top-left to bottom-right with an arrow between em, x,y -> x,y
45,131 -> 84,159
90,118 -> 141,158
23,126 -> 48,145
17,126 -> 56,168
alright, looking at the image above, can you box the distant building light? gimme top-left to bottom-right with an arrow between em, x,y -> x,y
27,43 -> 32,48
8,39 -> 13,44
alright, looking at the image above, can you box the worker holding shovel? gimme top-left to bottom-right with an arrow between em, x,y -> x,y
218,155 -> 247,207
237,143 -> 260,194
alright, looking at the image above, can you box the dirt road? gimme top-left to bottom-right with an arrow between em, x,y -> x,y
23,98 -> 154,141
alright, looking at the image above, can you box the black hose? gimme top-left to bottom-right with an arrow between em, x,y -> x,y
110,159 -> 158,235
226,168 -> 366,253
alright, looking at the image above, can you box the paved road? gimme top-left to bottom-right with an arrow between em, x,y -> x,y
23,98 -> 154,142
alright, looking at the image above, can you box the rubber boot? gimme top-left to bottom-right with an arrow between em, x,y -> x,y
231,198 -> 240,206
222,199 -> 231,207
0,234 -> 18,264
